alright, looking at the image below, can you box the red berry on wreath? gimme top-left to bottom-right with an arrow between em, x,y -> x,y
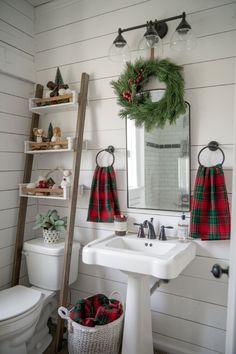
123,90 -> 131,101
136,75 -> 142,84
128,78 -> 134,85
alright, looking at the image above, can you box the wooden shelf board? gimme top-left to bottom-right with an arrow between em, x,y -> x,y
24,138 -> 75,154
30,101 -> 78,114
25,148 -> 74,154
22,187 -> 63,194
29,91 -> 78,114
33,93 -> 73,105
20,193 -> 68,200
19,184 -> 69,200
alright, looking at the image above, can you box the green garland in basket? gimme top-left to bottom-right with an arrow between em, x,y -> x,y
111,58 -> 186,130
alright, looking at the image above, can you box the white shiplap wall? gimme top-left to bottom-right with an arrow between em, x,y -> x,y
0,0 -> 36,289
34,1 -> 236,353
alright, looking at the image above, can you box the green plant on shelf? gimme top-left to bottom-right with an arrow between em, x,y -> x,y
33,209 -> 67,232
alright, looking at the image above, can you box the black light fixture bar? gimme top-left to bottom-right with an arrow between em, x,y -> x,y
110,10 -> 196,59
118,12 -> 186,35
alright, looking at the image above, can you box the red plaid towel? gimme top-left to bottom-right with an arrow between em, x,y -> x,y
87,165 -> 121,222
190,164 -> 230,240
69,293 -> 123,327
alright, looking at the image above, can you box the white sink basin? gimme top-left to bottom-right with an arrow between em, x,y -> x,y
83,233 -> 196,279
83,233 -> 196,354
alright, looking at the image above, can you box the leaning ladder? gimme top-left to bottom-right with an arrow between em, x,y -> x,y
11,72 -> 89,352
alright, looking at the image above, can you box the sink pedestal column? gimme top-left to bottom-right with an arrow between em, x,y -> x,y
122,273 -> 153,354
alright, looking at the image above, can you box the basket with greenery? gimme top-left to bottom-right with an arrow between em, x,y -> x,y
34,209 -> 67,243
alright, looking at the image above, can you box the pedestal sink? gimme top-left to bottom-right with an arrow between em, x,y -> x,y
82,234 -> 196,354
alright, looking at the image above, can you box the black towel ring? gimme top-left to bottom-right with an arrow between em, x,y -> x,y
198,141 -> 225,166
96,145 -> 115,167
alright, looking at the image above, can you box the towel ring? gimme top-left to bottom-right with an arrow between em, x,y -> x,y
96,145 -> 115,167
198,141 -> 225,166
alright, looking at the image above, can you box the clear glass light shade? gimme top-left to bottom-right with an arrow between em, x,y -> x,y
170,28 -> 197,52
108,43 -> 131,63
138,35 -> 163,57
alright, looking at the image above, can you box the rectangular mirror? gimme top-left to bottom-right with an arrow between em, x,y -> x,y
126,90 -> 190,212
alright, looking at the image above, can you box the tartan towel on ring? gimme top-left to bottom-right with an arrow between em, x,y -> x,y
87,165 -> 121,222
190,164 -> 230,240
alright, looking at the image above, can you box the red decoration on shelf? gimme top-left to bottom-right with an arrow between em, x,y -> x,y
37,180 -> 48,188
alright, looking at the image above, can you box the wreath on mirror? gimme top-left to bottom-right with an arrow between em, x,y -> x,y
111,58 -> 186,131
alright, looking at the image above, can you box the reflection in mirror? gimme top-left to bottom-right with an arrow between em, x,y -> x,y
126,90 -> 190,212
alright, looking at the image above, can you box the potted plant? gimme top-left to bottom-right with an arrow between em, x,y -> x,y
33,209 -> 67,243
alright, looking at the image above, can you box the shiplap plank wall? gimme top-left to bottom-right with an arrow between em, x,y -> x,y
34,1 -> 236,353
0,0 -> 35,290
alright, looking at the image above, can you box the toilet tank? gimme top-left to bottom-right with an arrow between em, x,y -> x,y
23,238 -> 80,291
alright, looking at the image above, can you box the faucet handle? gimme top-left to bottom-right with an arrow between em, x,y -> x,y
159,225 -> 173,241
133,223 -> 146,238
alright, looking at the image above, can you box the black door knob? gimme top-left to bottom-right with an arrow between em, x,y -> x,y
211,264 -> 229,278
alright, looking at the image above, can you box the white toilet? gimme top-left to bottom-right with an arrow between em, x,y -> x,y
0,238 -> 80,354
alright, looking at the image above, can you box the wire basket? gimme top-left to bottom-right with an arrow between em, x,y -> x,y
58,292 -> 124,354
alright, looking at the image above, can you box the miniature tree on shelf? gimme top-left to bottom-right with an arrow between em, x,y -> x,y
46,67 -> 69,97
48,122 -> 53,141
55,67 -> 64,86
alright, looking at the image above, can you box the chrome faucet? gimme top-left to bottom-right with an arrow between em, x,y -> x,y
143,218 -> 156,239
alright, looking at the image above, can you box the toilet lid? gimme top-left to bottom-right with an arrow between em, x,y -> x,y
0,285 -> 42,321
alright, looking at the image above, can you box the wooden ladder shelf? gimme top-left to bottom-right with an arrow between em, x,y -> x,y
11,72 -> 89,352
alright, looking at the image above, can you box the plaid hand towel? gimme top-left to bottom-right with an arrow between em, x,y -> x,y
190,164 -> 230,240
87,165 -> 121,222
69,293 -> 123,327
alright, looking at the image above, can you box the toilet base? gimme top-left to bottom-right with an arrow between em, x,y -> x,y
26,288 -> 57,354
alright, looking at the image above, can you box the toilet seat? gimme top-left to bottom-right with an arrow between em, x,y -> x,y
0,285 -> 43,323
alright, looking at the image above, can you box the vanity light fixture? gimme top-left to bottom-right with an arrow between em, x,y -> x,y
108,12 -> 196,62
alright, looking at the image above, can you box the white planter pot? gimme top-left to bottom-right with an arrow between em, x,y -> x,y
43,229 -> 61,243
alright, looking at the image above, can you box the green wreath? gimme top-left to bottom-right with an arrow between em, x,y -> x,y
111,58 -> 186,130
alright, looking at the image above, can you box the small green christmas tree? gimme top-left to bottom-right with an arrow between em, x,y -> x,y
47,122 -> 53,141
55,67 -> 64,86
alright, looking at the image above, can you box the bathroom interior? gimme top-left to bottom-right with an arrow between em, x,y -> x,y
0,0 -> 236,354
